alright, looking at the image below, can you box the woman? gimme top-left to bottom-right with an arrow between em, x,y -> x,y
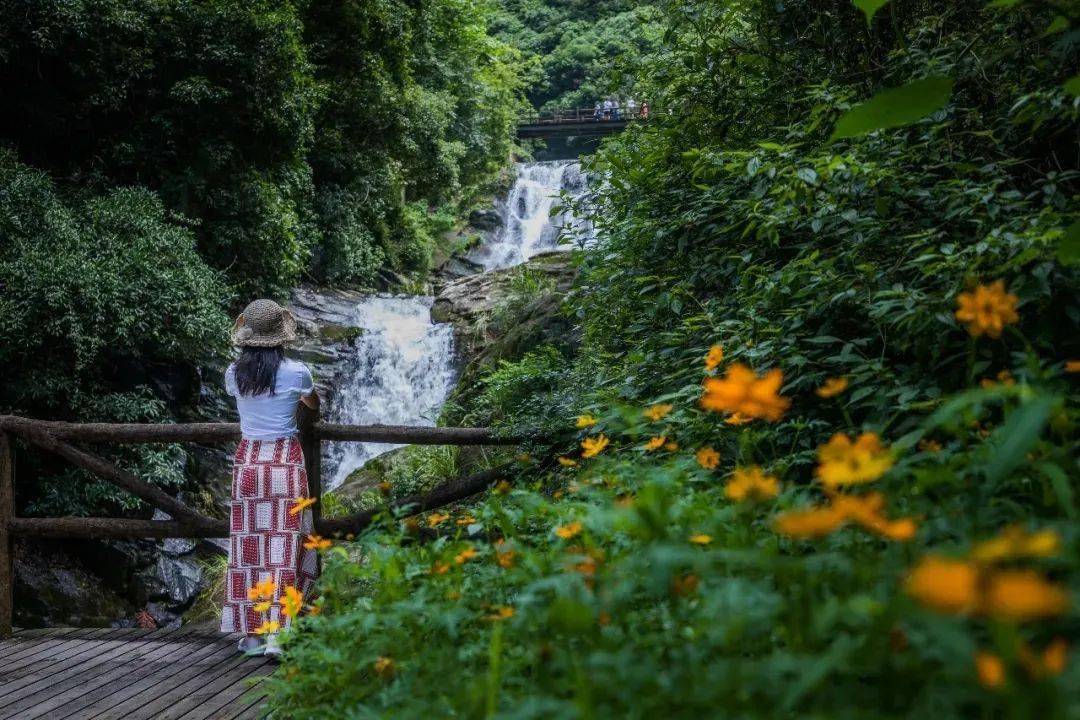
219,299 -> 320,657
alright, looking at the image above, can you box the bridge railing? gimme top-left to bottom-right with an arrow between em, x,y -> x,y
0,412 -> 523,637
518,106 -> 650,126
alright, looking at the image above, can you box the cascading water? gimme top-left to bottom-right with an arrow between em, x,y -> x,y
324,160 -> 589,488
469,160 -> 589,271
325,296 -> 456,488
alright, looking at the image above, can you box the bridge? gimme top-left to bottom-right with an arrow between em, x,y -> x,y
516,106 -> 647,139
0,412 -> 520,719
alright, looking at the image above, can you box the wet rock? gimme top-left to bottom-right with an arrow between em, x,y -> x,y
468,207 -> 502,232
139,553 -> 202,607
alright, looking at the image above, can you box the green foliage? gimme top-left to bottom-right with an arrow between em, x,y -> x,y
829,75 -> 954,140
270,0 -> 1080,717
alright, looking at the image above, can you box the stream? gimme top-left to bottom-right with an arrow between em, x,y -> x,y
323,159 -> 587,488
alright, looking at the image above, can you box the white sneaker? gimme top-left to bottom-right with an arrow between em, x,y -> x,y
238,636 -> 265,656
263,632 -> 283,659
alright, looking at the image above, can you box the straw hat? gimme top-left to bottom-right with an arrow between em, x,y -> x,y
231,299 -> 297,347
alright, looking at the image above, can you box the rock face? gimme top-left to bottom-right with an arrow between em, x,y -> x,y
432,250 -> 578,402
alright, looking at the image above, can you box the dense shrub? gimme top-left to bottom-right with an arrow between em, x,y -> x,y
267,1 -> 1079,717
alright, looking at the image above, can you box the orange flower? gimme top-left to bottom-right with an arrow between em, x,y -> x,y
776,492 -> 916,542
905,556 -> 980,614
955,280 -> 1019,338
1040,638 -> 1068,675
982,570 -> 1069,621
430,561 -> 450,575
288,496 -> 317,516
700,363 -> 789,422
486,606 -> 515,621
643,436 -> 666,451
663,440 -> 679,451
253,620 -> 280,636
671,573 -> 699,596
971,526 -> 1061,563
253,601 -> 272,614
724,466 -> 780,502
704,344 -> 724,371
643,403 -> 674,422
975,652 -> 1006,689
454,546 -> 478,565
815,432 -> 894,488
695,446 -> 720,470
774,505 -> 848,538
281,585 -> 304,619
555,521 -> 583,539
303,534 -> 332,551
689,533 -> 713,545
557,456 -> 578,467
247,579 -> 277,601
495,540 -> 516,569
724,412 -> 753,425
815,377 -> 849,399
455,515 -> 477,526
1066,360 -> 1080,373
575,414 -> 598,428
374,656 -> 396,679
427,512 -> 450,527
581,434 -> 610,458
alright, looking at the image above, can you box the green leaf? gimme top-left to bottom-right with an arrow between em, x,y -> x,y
1037,462 -> 1076,520
1057,220 -> 1080,264
830,76 -> 954,141
983,396 -> 1054,485
1064,75 -> 1080,96
853,0 -> 891,25
1043,15 -> 1069,35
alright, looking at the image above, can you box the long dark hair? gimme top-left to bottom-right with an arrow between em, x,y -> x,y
234,347 -> 284,397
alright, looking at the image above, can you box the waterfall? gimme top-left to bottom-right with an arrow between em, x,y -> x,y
325,296 -> 456,488
469,160 -> 589,271
324,160 -> 588,489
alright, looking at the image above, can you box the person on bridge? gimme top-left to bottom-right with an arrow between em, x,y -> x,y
603,98 -> 613,119
640,100 -> 650,119
594,101 -> 602,121
219,299 -> 321,659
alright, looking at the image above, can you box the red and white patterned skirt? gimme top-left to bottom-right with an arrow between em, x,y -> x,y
219,436 -> 319,635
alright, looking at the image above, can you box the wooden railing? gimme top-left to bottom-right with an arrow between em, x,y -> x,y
517,105 -> 650,126
0,412 -> 522,637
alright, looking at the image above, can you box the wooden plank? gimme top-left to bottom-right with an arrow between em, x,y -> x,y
0,628 -> 119,677
77,641 -> 260,720
0,432 -> 12,638
0,626 -> 83,654
0,628 -> 101,671
174,664 -> 275,720
2,632 -> 232,719
223,695 -> 270,720
0,630 -> 154,703
0,628 -> 152,685
144,658 -> 274,720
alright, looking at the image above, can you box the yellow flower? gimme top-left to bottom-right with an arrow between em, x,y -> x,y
643,403 -> 674,422
486,606 -> 515,621
724,466 -> 780,502
575,414 -> 598,428
643,435 -> 666,451
430,561 -> 450,575
253,620 -> 280,636
970,525 -> 1061,563
955,280 -> 1019,338
427,512 -> 450,527
815,432 -> 894,488
663,441 -> 679,451
815,377 -> 849,398
700,363 -> 789,422
581,434 -> 610,458
975,652 -> 1006,689
774,505 -> 848,538
374,656 -> 396,679
303,534 -> 332,551
704,344 -> 724,371
253,601 -> 272,613
454,546 -> 478,564
493,480 -> 512,495
905,556 -> 980,614
695,446 -> 720,469
495,540 -> 516,568
980,369 -> 1016,389
689,533 -> 713,545
288,496 -> 317,516
247,579 -> 277,601
724,412 -> 753,425
555,521 -> 583,539
1066,360 -> 1080,373
1039,638 -> 1069,676
557,456 -> 578,467
982,570 -> 1069,621
456,515 -> 477,526
776,492 -> 917,542
281,585 -> 304,619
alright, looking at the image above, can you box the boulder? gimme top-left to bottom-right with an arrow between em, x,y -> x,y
468,207 -> 502,232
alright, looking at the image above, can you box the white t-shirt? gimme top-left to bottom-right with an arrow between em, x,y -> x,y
225,358 -> 314,440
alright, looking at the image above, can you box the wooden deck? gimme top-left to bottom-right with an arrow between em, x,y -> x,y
0,626 -> 273,719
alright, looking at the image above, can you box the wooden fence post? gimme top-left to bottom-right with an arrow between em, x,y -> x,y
1,431 -> 14,638
297,405 -> 321,526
